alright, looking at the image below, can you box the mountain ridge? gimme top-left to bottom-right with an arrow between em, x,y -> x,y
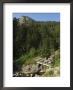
14,16 -> 60,23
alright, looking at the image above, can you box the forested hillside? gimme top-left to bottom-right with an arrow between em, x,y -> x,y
13,16 -> 60,77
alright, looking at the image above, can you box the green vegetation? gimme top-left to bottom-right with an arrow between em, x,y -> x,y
43,49 -> 60,77
51,49 -> 60,67
43,69 -> 54,77
13,16 -> 60,77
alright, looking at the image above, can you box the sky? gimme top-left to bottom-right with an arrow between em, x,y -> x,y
13,13 -> 60,22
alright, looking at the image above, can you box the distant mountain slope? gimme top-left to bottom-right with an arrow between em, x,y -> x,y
14,16 -> 60,27
18,16 -> 35,25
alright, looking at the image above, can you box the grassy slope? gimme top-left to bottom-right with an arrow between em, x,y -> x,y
14,49 -> 60,77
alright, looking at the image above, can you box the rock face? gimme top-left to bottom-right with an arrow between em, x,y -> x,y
13,50 -> 60,77
21,63 -> 45,76
22,64 -> 41,73
21,55 -> 54,76
19,16 -> 34,25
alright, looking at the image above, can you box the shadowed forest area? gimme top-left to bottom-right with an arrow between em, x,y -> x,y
13,15 -> 60,77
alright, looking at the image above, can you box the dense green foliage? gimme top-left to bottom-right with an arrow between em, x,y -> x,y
13,16 -> 60,72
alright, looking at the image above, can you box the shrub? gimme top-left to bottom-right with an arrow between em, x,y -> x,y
48,70 -> 54,76
29,48 -> 36,57
51,49 -> 60,67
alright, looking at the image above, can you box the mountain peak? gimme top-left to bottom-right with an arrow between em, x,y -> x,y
19,16 -> 34,25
